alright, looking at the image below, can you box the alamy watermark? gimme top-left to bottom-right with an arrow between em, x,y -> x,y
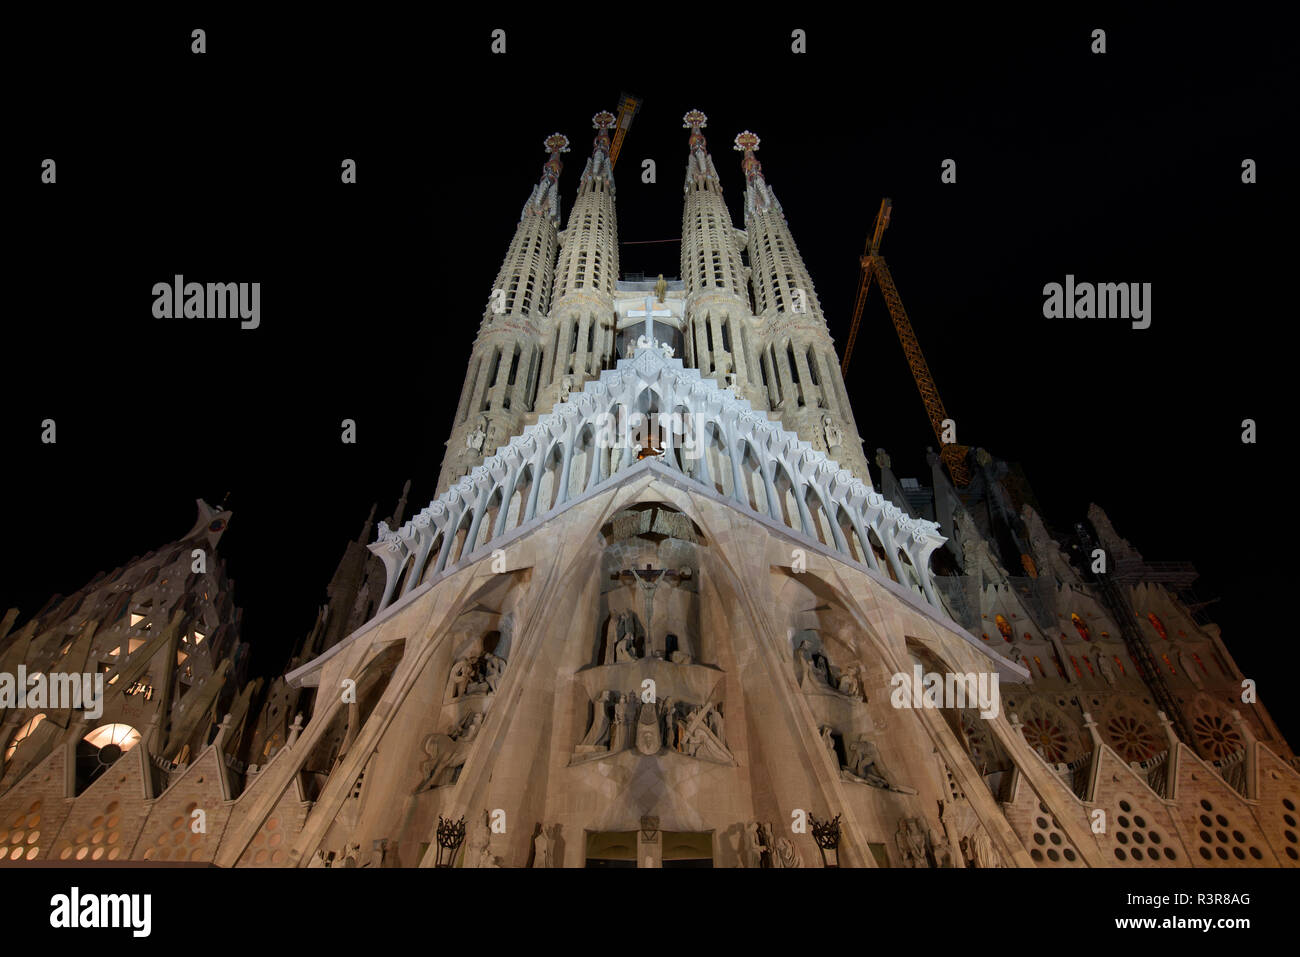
1042,275 -> 1151,329
0,667 -> 104,720
591,408 -> 709,461
890,664 -> 1000,719
152,275 -> 260,329
50,887 -> 151,937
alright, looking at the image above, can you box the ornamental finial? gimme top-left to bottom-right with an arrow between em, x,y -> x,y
592,111 -> 616,131
683,109 -> 708,130
543,133 -> 571,155
734,130 -> 761,152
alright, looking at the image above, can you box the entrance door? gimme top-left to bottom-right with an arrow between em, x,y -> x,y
584,831 -> 637,868
661,831 -> 714,868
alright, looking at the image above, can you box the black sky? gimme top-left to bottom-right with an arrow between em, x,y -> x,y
4,11 -> 1290,737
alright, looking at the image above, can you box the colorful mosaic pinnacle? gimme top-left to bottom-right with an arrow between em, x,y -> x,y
683,109 -> 708,130
543,133 -> 571,155
592,111 -> 616,130
733,130 -> 760,152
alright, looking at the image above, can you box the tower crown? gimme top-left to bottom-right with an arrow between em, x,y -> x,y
683,109 -> 721,190
522,133 -> 570,224
734,131 -> 782,223
578,112 -> 617,194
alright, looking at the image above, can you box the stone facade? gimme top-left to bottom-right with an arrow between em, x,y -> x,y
0,111 -> 1295,869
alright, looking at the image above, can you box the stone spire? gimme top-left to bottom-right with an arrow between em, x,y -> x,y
734,130 -> 783,226
679,111 -> 762,406
522,133 -> 570,223
576,111 -> 616,195
436,135 -> 569,495
536,111 -> 622,411
683,109 -> 723,190
734,130 -> 872,486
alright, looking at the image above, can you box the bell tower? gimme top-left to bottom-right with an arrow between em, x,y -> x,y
735,131 -> 872,483
437,133 -> 571,495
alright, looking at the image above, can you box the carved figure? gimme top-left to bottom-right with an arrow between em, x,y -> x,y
576,691 -> 613,752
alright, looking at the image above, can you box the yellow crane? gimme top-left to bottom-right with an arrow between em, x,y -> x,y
840,198 -> 971,486
609,92 -> 642,169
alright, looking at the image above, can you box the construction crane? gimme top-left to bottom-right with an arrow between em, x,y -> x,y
840,198 -> 971,487
609,92 -> 642,169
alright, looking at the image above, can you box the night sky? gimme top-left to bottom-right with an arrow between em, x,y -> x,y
5,12 -> 1290,738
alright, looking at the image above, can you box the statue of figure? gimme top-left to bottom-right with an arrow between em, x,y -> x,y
636,700 -> 662,755
1178,651 -> 1203,688
901,819 -> 930,868
795,640 -> 814,687
466,422 -> 486,452
875,448 -> 892,470
707,704 -> 724,743
774,837 -> 803,868
759,824 -> 783,867
746,822 -> 766,869
929,828 -> 956,868
845,736 -> 917,793
811,653 -> 831,687
1095,652 -> 1117,686
339,843 -> 362,868
482,652 -> 505,694
611,693 -> 630,751
836,663 -> 866,701
795,637 -> 831,689
659,340 -> 674,359
968,826 -> 1002,868
602,614 -> 619,664
823,415 -> 843,456
659,697 -> 677,750
576,692 -> 613,752
447,657 -> 473,699
612,611 -> 636,657
654,273 -> 668,303
414,712 -> 484,791
680,704 -> 732,763
533,825 -> 553,868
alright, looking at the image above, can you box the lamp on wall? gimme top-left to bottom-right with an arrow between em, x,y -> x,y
811,813 -> 842,868
435,816 -> 466,867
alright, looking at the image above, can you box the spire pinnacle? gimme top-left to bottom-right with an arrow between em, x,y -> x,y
579,111 -> 617,192
683,110 -> 721,189
522,132 -> 570,222
734,131 -> 780,222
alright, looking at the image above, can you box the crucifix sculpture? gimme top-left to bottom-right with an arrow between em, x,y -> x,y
627,296 -> 672,351
609,563 -> 691,658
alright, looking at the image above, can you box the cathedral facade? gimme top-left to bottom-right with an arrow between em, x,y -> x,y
1,111 -> 1296,869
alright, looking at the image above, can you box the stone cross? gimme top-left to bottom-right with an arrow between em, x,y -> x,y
628,296 -> 671,346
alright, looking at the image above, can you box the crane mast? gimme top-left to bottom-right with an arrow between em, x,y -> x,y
841,199 -> 971,487
609,92 -> 642,169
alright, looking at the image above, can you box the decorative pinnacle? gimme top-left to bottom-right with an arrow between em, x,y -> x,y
592,111 -> 616,130
683,109 -> 708,130
734,130 -> 761,152
543,133 -> 571,154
